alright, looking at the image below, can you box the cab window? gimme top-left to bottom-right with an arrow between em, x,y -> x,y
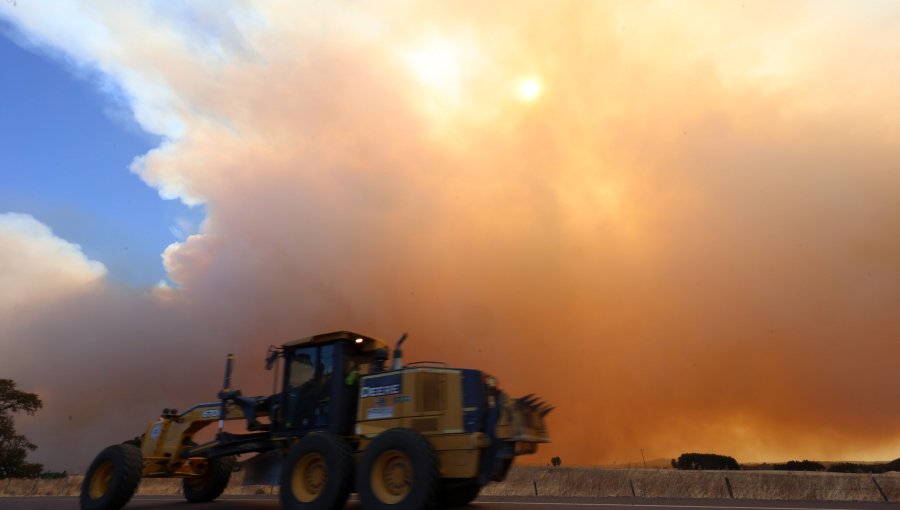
289,348 -> 317,388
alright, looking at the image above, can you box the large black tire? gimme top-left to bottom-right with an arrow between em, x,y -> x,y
280,432 -> 354,510
436,482 -> 481,507
358,428 -> 438,510
80,444 -> 143,510
182,455 -> 236,503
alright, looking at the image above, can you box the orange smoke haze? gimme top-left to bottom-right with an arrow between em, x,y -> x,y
2,1 -> 900,470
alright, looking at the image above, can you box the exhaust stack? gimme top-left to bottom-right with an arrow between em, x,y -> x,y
392,333 -> 408,370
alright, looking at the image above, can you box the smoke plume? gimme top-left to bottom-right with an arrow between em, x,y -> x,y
2,1 -> 900,470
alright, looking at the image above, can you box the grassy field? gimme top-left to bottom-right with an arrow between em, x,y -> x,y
4,466 -> 900,502
481,466 -> 900,501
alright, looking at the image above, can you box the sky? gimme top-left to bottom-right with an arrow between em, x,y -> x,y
1,1 -> 900,473
0,22 -> 204,286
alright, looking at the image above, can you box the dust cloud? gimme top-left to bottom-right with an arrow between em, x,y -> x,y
2,1 -> 900,470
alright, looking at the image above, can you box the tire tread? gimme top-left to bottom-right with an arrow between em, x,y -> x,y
182,456 -> 236,503
280,432 -> 354,510
358,428 -> 439,510
79,444 -> 143,510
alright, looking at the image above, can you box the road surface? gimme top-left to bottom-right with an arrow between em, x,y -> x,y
0,496 -> 895,510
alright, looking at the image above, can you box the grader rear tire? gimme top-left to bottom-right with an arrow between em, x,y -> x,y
280,432 -> 354,510
182,455 -> 236,503
358,428 -> 438,510
79,444 -> 143,510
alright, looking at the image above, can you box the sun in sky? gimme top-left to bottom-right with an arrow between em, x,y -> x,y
516,77 -> 542,102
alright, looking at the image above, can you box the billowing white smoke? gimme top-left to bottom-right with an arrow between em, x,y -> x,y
0,213 -> 106,313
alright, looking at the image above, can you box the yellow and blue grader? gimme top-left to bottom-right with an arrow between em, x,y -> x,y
80,331 -> 552,510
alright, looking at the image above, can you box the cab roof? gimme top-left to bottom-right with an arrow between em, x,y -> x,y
281,330 -> 389,351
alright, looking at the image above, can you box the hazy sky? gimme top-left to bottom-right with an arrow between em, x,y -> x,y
2,1 -> 900,472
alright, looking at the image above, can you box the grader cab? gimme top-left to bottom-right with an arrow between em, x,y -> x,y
80,331 -> 552,510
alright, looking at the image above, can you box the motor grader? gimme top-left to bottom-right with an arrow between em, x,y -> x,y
80,331 -> 551,510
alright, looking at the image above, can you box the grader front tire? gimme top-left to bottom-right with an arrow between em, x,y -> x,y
79,444 -> 143,510
182,455 -> 236,503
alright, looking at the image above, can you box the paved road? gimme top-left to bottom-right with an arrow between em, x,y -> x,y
1,496 -> 896,510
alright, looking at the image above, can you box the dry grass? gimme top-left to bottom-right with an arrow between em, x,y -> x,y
3,467 -> 899,502
481,467 -> 900,502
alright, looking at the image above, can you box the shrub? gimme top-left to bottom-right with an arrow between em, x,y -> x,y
828,459 -> 900,474
672,453 -> 739,470
828,462 -> 866,473
773,460 -> 824,472
880,458 -> 900,472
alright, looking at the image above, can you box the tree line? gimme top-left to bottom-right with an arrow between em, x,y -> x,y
671,453 -> 900,473
0,379 -> 43,478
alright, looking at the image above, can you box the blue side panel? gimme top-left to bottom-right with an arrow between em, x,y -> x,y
461,369 -> 484,433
